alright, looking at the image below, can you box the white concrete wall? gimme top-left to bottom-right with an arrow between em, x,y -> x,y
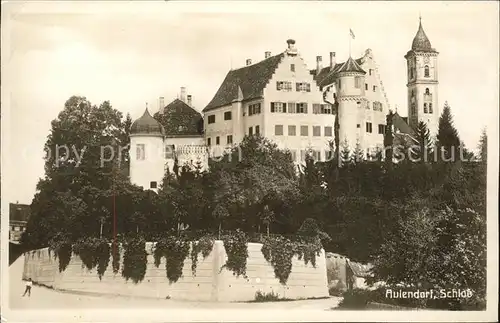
23,241 -> 329,302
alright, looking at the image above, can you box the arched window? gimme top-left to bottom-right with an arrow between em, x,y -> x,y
429,103 -> 433,113
424,65 -> 430,77
424,103 -> 428,113
425,88 -> 430,95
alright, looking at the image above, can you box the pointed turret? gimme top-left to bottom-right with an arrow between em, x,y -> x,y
336,56 -> 366,74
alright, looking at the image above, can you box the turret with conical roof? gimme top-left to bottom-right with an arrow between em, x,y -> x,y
129,104 -> 166,192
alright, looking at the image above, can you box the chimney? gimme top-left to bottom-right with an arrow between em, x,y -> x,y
265,51 -> 271,59
316,56 -> 323,73
246,59 -> 252,66
159,96 -> 165,111
187,95 -> 192,107
286,39 -> 296,50
180,87 -> 186,102
330,52 -> 336,69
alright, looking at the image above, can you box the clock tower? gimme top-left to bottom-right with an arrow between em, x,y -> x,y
405,17 -> 439,138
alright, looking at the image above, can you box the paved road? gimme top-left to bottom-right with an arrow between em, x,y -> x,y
7,255 -> 340,310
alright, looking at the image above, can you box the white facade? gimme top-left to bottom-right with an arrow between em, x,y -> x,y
129,134 -> 166,192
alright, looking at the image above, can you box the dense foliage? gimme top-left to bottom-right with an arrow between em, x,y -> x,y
24,97 -> 487,309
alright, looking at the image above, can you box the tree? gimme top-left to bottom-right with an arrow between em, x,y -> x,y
339,139 -> 351,167
436,102 -> 461,162
412,121 -> 433,162
478,128 -> 487,163
24,96 -> 137,248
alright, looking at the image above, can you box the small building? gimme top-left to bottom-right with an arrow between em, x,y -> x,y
9,203 -> 31,243
346,260 -> 374,290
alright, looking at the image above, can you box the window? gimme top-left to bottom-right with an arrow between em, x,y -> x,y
366,122 -> 373,133
324,126 -> 333,136
365,83 -> 368,90
275,125 -> 284,136
313,126 -> 321,136
429,103 -> 433,113
136,144 -> 145,160
255,125 -> 260,135
424,65 -> 430,77
216,136 -> 220,145
296,82 -> 311,92
373,85 -> 377,92
207,138 -> 211,146
224,111 -> 232,120
425,88 -> 430,95
373,101 -> 383,112
248,127 -> 253,135
312,150 -> 321,162
369,69 -> 373,75
300,150 -> 307,162
357,124 -> 361,128
424,103 -> 428,113
165,145 -> 175,159
300,125 -> 308,136
313,104 -> 321,114
14,226 -> 20,232
208,115 -> 216,124
277,81 -> 292,91
271,102 -> 286,113
150,181 -> 157,189
338,79 -> 341,89
366,101 -> 371,110
321,104 -> 332,114
297,103 -> 308,114
411,103 -> 417,116
411,90 -> 415,98
355,76 -> 362,88
378,124 -> 385,134
290,64 -> 295,72
227,135 -> 233,144
288,125 -> 296,136
248,103 -> 261,116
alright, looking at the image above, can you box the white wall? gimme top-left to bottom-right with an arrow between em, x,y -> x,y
23,241 -> 329,302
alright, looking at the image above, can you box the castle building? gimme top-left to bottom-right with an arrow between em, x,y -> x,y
312,48 -> 391,156
128,18 -> 439,189
129,89 -> 208,191
203,39 -> 336,163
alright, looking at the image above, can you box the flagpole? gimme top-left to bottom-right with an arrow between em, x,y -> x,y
349,29 -> 351,57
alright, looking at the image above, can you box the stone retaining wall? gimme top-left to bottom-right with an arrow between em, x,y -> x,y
23,240 -> 329,302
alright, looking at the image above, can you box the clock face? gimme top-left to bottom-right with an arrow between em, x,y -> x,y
424,57 -> 430,64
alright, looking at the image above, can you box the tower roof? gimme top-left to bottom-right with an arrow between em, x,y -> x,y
336,56 -> 366,74
130,108 -> 165,136
411,18 -> 435,52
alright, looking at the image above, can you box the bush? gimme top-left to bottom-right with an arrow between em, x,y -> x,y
338,289 -> 370,309
328,281 -> 346,297
254,290 -> 282,302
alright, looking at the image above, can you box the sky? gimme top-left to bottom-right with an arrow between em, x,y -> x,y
2,1 -> 499,204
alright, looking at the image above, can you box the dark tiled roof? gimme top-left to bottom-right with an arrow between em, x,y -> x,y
9,203 -> 30,222
336,56 -> 366,74
311,57 -> 364,89
154,99 -> 203,137
411,20 -> 436,52
130,108 -> 165,136
393,112 -> 414,136
203,53 -> 285,112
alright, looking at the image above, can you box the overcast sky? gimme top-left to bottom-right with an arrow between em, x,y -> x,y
2,1 -> 499,204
